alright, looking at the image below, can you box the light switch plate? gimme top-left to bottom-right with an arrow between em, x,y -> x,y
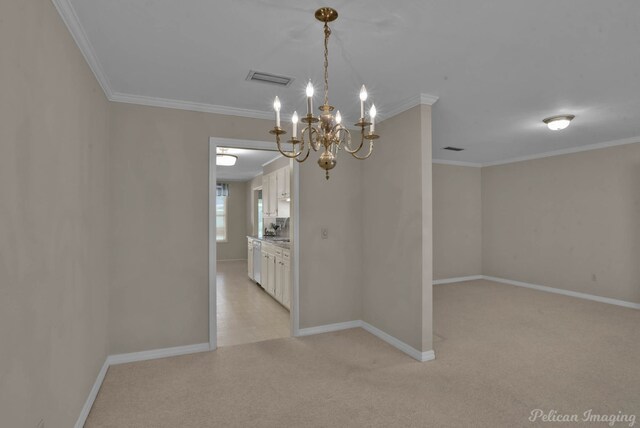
321,227 -> 328,239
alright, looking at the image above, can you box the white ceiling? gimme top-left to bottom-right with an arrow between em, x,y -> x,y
62,0 -> 640,163
217,147 -> 280,181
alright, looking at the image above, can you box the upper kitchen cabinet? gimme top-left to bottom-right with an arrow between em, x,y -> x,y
263,165 -> 291,218
276,167 -> 290,200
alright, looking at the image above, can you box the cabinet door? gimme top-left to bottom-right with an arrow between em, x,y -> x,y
260,252 -> 268,287
268,253 -> 277,295
247,240 -> 253,280
284,167 -> 290,198
274,254 -> 283,302
262,175 -> 271,217
282,258 -> 291,310
268,173 -> 277,216
276,168 -> 286,199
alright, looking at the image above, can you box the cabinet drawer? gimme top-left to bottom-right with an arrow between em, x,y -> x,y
262,243 -> 275,254
283,249 -> 290,259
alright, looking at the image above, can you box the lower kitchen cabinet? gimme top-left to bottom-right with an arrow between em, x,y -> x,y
247,238 -> 254,280
282,255 -> 291,310
260,242 -> 291,310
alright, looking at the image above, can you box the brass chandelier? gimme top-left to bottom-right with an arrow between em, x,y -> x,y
270,7 -> 379,180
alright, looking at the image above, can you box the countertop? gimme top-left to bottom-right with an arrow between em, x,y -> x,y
247,235 -> 291,249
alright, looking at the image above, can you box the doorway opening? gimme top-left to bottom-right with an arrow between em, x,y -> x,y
209,138 -> 299,349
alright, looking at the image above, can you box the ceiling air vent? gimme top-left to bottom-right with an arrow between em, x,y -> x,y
246,70 -> 294,87
443,146 -> 464,152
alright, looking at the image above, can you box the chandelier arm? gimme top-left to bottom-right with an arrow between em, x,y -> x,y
276,138 -> 303,159
330,126 -> 354,153
306,126 -> 322,151
274,130 -> 305,159
294,137 -> 311,163
341,127 -> 366,154
350,140 -> 374,160
346,125 -> 373,159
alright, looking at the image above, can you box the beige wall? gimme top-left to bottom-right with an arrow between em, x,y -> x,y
433,164 -> 483,279
362,105 -> 434,352
217,181 -> 247,260
109,103 -> 365,352
298,156 -> 364,328
482,143 -> 640,304
109,104 -> 273,353
0,0 -> 111,426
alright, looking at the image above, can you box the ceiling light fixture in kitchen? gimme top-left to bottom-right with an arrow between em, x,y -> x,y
269,7 -> 380,180
216,148 -> 238,166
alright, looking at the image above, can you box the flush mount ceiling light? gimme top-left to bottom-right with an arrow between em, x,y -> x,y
269,7 -> 380,180
216,149 -> 238,166
543,114 -> 575,131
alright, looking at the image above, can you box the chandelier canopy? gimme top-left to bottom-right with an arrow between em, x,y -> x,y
270,7 -> 380,179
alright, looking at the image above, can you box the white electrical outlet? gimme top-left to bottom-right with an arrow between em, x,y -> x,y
321,227 -> 328,239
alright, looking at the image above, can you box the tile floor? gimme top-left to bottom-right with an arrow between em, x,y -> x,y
217,260 -> 290,347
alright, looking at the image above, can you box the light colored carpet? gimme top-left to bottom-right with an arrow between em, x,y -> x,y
86,280 -> 640,427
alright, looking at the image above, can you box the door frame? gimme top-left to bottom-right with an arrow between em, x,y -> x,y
209,137 -> 300,350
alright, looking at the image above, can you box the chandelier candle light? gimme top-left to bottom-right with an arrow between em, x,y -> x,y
269,7 -> 380,179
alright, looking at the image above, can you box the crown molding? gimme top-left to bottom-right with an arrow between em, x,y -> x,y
379,93 -> 439,121
52,1 -> 439,124
52,0 -> 113,98
420,94 -> 440,106
432,159 -> 483,167
55,2 -> 640,168
261,155 -> 285,168
434,136 -> 640,168
482,135 -> 640,167
110,92 -> 274,120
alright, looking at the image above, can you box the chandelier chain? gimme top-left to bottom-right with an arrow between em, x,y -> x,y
323,22 -> 330,107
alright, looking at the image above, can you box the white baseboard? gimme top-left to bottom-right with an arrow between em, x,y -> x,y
484,276 -> 640,310
433,275 -> 483,285
360,321 -> 435,362
296,320 -> 435,362
296,320 -> 362,337
433,275 -> 640,310
76,343 -> 210,427
107,342 -> 210,365
74,359 -> 109,428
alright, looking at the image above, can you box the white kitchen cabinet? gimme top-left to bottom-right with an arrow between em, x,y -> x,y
262,166 -> 291,220
262,174 -> 272,217
268,173 -> 277,217
274,249 -> 283,302
282,251 -> 291,309
276,167 -> 291,218
260,249 -> 269,287
284,168 -> 290,198
257,242 -> 291,310
276,168 -> 290,199
268,253 -> 277,296
247,238 -> 254,280
263,244 -> 277,296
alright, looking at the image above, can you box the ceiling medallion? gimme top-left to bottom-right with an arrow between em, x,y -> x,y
270,7 -> 379,179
